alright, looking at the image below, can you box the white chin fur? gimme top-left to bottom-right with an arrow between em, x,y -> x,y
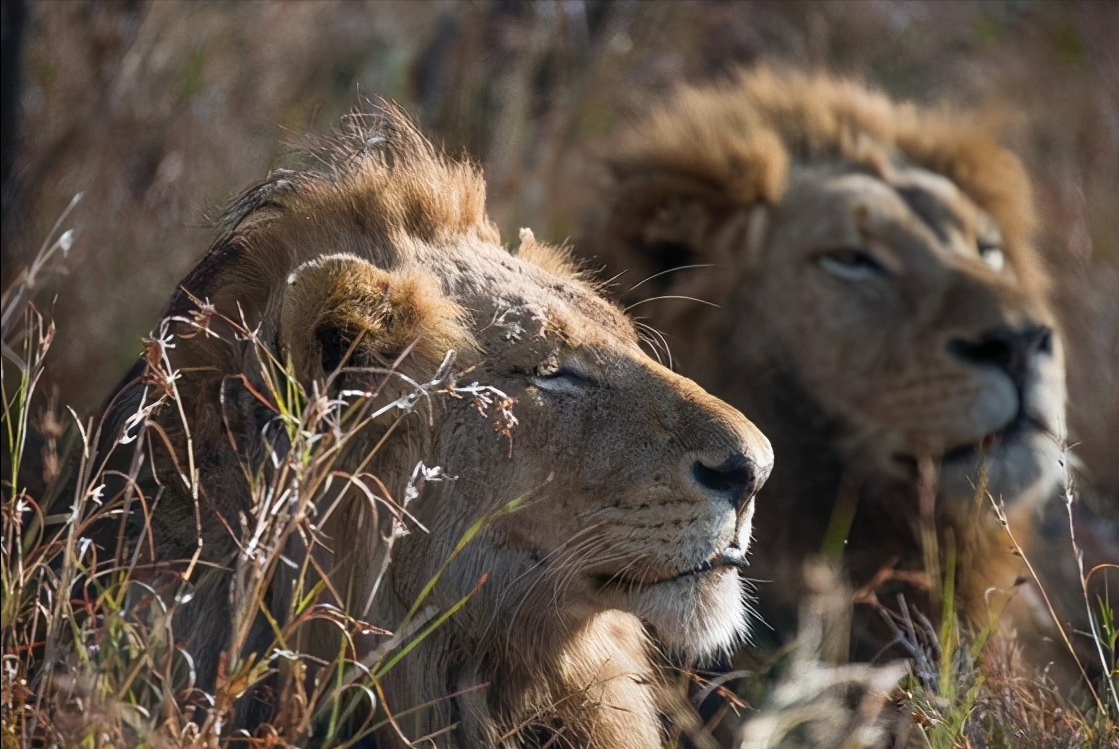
630,567 -> 749,664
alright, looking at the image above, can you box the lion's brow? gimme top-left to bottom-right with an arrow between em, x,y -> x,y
894,184 -> 965,245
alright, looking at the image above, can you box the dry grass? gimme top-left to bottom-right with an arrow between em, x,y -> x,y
2,2 -> 1117,747
3,195 -> 1115,749
0,213 -> 512,748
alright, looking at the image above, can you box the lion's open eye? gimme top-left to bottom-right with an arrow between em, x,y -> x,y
530,365 -> 596,394
817,249 -> 888,281
978,242 -> 1005,272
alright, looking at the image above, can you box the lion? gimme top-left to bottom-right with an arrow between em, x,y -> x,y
575,68 -> 1083,672
89,106 -> 772,748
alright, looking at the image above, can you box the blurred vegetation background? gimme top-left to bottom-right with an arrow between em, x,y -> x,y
1,0 -> 1116,493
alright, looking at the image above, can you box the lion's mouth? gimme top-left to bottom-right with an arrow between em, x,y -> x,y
672,547 -> 750,580
597,547 -> 749,589
942,411 -> 1051,464
894,410 -> 1052,471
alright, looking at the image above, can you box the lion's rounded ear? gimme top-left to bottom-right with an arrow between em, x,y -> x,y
279,254 -> 472,382
589,169 -> 773,299
585,118 -> 788,297
603,175 -> 724,277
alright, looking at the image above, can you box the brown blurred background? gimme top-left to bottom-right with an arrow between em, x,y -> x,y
2,0 -> 1116,492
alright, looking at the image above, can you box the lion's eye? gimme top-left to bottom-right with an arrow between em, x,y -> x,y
530,366 -> 595,394
978,242 -> 1005,272
817,249 -> 888,281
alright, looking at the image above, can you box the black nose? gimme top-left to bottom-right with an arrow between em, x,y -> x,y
692,452 -> 760,509
947,323 -> 1053,385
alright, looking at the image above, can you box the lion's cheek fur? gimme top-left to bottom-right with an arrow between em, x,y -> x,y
365,499 -> 671,748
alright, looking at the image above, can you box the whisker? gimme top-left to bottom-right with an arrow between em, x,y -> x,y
602,270 -> 629,289
635,320 -> 674,370
601,554 -> 649,590
480,527 -> 603,638
504,544 -> 630,655
488,532 -> 612,646
547,550 -> 631,621
628,264 -> 717,293
625,295 -> 721,312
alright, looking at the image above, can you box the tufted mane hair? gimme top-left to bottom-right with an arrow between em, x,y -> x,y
170,102 -> 590,328
226,104 -> 497,243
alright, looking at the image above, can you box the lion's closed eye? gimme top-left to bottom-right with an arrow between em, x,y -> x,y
530,365 -> 597,394
817,248 -> 889,281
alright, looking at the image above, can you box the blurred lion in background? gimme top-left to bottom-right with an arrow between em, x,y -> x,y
577,67 -> 1115,687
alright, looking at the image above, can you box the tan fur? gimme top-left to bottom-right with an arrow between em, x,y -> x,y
579,68 -> 1073,672
95,105 -> 773,748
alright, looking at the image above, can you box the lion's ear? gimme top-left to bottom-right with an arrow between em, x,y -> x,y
586,116 -> 789,297
592,170 -> 773,299
279,254 -> 472,382
604,174 -> 723,275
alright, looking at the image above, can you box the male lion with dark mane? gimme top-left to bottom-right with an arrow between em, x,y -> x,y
89,106 -> 771,748
577,68 -> 1081,673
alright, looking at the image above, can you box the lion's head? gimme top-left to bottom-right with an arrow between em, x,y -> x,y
98,107 -> 771,747
578,69 -> 1066,643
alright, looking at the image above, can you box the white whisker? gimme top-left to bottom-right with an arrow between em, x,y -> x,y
625,295 -> 721,312
628,263 -> 717,293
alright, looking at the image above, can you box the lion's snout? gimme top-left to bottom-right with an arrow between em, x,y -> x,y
947,321 -> 1055,394
944,318 -> 1064,443
682,402 -> 774,510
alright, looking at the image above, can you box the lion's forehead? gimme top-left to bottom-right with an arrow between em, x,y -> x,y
420,244 -> 638,351
782,164 -> 1035,280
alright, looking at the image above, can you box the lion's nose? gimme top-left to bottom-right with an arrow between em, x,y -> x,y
691,451 -> 770,510
948,323 -> 1053,387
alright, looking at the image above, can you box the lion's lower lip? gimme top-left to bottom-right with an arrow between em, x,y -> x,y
594,548 -> 748,589
658,548 -> 749,583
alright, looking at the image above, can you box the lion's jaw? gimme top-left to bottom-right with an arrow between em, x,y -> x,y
448,331 -> 772,665
593,495 -> 759,662
622,558 -> 753,662
932,377 -> 1065,505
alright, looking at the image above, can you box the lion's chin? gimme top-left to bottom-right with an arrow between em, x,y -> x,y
624,566 -> 750,665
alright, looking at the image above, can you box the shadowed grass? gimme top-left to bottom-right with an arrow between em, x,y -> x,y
0,212 -> 520,748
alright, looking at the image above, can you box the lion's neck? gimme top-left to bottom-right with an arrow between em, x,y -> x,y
377,545 -> 667,748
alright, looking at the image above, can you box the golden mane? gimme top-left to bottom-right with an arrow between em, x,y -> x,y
224,106 -> 498,245
603,67 -> 1044,294
171,103 -> 589,338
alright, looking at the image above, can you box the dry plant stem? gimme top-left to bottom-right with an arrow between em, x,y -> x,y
916,456 -> 942,614
1058,447 -> 1119,714
987,491 -> 1103,712
2,306 -> 50,507
1,207 -> 86,745
0,193 -> 82,338
1,194 -> 515,747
